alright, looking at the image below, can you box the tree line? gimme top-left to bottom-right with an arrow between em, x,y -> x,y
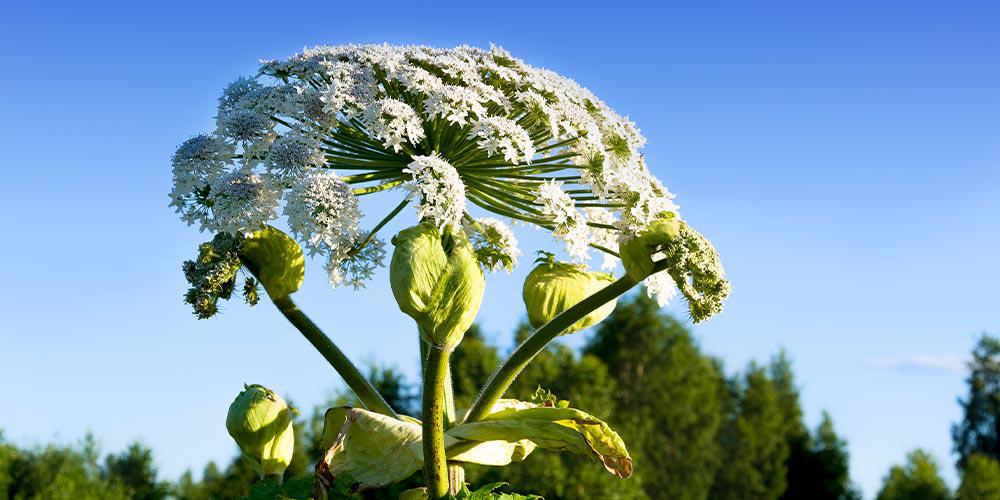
2,295 -> 998,499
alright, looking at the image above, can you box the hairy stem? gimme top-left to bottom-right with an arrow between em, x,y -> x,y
422,344 -> 451,498
463,261 -> 669,423
272,296 -> 398,419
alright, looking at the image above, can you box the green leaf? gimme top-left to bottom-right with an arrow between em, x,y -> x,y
449,400 -> 633,478
244,479 -> 281,500
452,482 -> 543,499
313,400 -> 631,495
314,407 -> 536,493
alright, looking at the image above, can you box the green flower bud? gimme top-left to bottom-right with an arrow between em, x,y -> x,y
620,217 -> 731,323
181,232 -> 248,319
620,215 -> 681,282
522,253 -> 617,335
390,223 -> 485,349
239,226 -> 304,300
225,384 -> 296,479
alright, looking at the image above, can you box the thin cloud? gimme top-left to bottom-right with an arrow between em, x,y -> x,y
866,354 -> 968,374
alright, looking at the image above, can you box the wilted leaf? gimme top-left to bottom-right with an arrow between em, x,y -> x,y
449,399 -> 633,478
313,400 -> 631,496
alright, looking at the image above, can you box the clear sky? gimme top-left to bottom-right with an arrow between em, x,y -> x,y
1,1 -> 998,497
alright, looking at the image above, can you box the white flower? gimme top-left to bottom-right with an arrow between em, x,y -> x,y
391,65 -> 444,94
360,99 -> 425,152
169,134 -> 234,228
464,217 -> 521,272
218,108 -> 271,144
174,44 -> 727,312
266,133 -> 325,181
537,180 -> 590,262
206,170 -> 280,235
171,135 -> 233,193
468,116 -> 535,164
584,207 -> 621,270
283,170 -> 361,256
403,153 -> 466,227
326,233 -> 385,290
423,85 -> 487,125
218,77 -> 263,115
643,269 -> 678,307
319,61 -> 378,119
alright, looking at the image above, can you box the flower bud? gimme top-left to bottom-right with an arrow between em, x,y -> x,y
619,215 -> 681,282
239,226 -> 305,299
620,217 -> 731,323
523,254 -> 617,334
225,384 -> 296,478
390,223 -> 485,349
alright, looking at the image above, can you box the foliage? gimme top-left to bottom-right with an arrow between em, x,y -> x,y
710,363 -> 790,500
451,482 -> 542,499
952,334 -> 1000,470
0,433 -> 140,499
587,294 -> 727,499
958,453 -> 1000,500
2,298 -> 861,499
875,449 -> 952,500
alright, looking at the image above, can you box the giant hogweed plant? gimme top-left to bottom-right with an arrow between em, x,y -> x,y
172,44 -> 730,499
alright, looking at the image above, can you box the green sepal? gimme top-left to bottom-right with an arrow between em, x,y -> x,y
240,226 -> 305,300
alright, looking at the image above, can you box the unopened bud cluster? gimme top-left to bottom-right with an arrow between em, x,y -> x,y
182,232 -> 255,319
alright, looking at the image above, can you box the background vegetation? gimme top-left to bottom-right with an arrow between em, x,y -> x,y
2,295 -> 997,499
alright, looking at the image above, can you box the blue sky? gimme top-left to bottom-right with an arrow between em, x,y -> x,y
1,1 -> 998,497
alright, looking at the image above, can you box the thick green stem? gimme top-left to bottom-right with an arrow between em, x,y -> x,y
422,344 -> 451,498
463,261 -> 669,423
443,362 -> 457,427
272,296 -> 398,419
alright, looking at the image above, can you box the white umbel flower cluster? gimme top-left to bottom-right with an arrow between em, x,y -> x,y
360,99 -> 426,152
403,153 -> 467,228
464,217 -> 521,273
171,43 -> 728,314
283,170 -> 361,256
643,269 -> 679,307
468,116 -> 535,164
537,180 -> 590,262
206,170 -> 280,236
267,133 -> 324,181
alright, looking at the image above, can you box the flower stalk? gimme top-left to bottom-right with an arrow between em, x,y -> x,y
272,295 -> 397,418
463,260 -> 669,424
422,343 -> 452,498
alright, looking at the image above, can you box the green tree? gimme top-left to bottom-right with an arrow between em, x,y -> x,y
103,442 -> 169,500
952,334 -> 1000,470
958,453 -> 1000,500
449,324 -> 501,411
0,433 -> 130,499
586,294 -> 727,500
780,411 -> 858,500
711,363 -> 790,500
875,449 -> 951,500
772,350 -> 858,500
